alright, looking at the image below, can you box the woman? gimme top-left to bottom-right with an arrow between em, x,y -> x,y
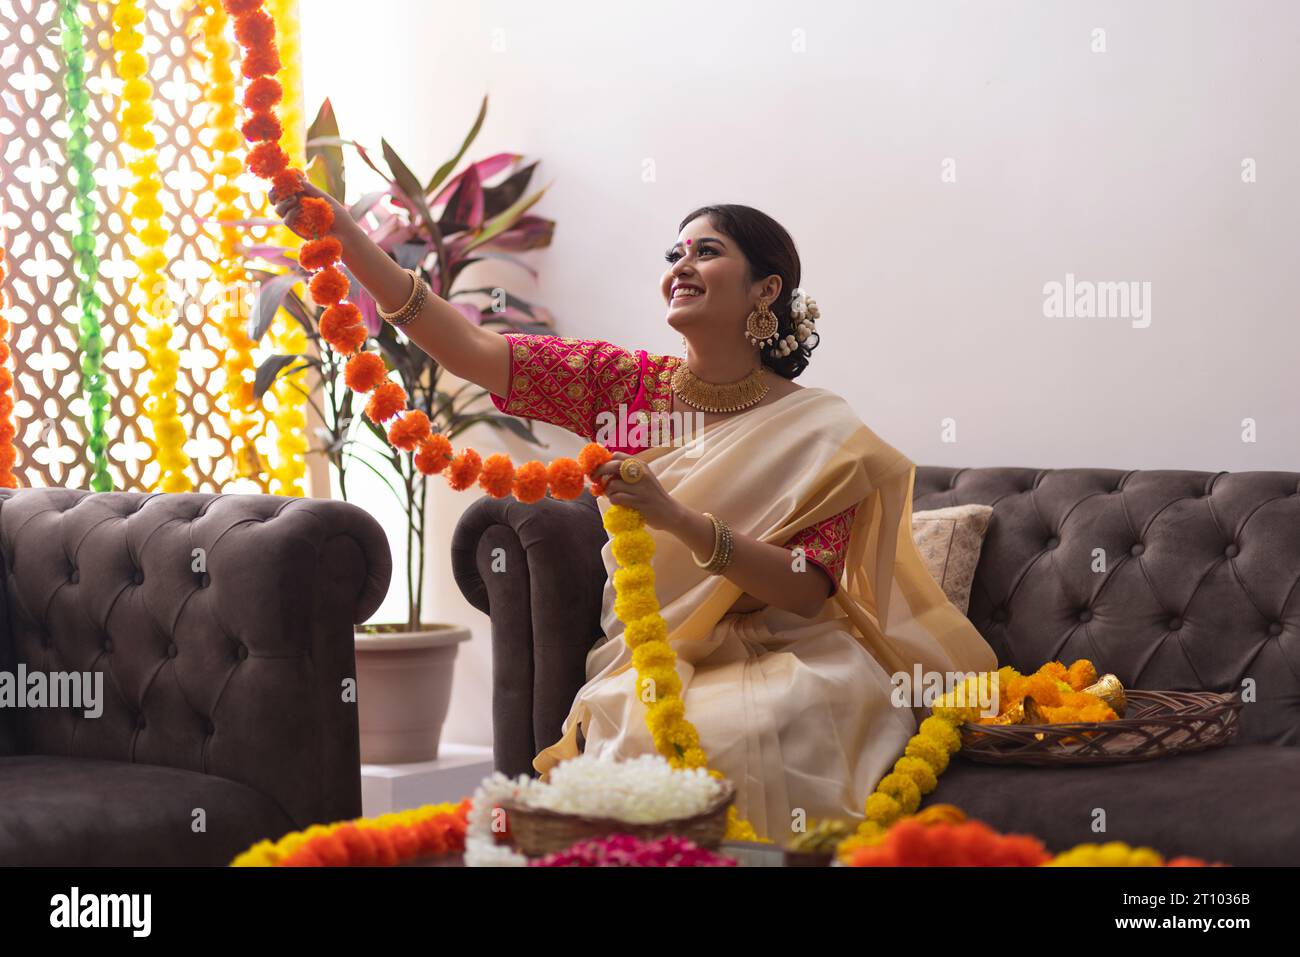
272,188 -> 998,841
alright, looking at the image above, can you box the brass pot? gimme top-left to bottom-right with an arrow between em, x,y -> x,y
1081,673 -> 1127,716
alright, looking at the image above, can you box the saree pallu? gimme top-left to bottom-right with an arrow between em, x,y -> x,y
534,387 -> 999,841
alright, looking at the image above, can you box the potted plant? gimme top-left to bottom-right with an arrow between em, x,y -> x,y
245,95 -> 554,763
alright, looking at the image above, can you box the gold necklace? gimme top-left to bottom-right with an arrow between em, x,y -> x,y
670,357 -> 770,413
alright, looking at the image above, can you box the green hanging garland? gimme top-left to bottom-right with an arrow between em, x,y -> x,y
59,0 -> 113,491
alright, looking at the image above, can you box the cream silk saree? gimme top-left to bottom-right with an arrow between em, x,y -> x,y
534,386 -> 999,840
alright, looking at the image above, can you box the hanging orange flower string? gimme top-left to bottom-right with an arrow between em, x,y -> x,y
224,0 -> 759,841
199,0 -> 267,481
225,0 -> 425,467
0,218 -> 17,488
224,0 -> 504,478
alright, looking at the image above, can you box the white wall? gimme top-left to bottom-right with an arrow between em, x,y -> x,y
302,0 -> 1300,747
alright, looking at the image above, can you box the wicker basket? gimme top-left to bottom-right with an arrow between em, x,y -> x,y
954,689 -> 1243,766
497,779 -> 736,858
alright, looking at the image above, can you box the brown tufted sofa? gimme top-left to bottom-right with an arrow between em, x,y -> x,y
452,466 -> 1300,866
0,488 -> 391,866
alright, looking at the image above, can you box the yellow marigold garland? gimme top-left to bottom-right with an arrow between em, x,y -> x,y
199,0 -> 267,481
602,501 -> 762,842
110,0 -> 192,492
264,0 -> 308,496
319,430 -> 763,842
839,660 -> 1120,858
1046,841 -> 1169,867
225,418 -> 1181,868
227,0 -> 770,842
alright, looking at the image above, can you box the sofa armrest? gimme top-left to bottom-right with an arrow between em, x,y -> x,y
0,488 -> 391,829
451,490 -> 608,776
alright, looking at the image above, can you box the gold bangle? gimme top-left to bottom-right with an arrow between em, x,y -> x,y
377,269 -> 418,318
693,512 -> 734,575
379,268 -> 427,326
692,512 -> 720,570
712,518 -> 734,574
390,270 -> 428,327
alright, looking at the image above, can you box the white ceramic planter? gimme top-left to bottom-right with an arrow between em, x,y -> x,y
354,624 -> 472,764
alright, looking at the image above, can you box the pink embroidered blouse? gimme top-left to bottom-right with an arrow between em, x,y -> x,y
490,333 -> 856,596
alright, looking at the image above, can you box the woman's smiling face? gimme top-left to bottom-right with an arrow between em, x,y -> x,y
662,216 -> 759,335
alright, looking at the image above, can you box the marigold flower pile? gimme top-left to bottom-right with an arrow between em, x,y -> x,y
979,659 -> 1118,725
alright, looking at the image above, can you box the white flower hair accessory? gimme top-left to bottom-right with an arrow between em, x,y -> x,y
772,287 -> 819,358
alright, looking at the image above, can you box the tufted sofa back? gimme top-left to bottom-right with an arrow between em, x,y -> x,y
0,488 -> 391,826
913,467 -> 1300,748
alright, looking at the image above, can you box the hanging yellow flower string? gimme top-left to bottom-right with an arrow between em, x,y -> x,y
435,440 -> 764,843
601,498 -> 761,842
110,0 -> 192,492
832,684 -> 977,857
199,0 -> 267,482
263,0 -> 309,496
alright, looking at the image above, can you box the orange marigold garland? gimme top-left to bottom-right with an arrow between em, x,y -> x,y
363,381 -> 406,423
300,236 -> 341,270
223,0 -> 306,495
343,351 -> 386,392
478,453 -> 515,498
225,0 -> 760,844
231,799 -> 470,866
225,0 -> 536,483
388,410 -> 431,451
838,807 -> 1218,867
513,460 -> 550,503
0,222 -> 16,488
445,449 -> 483,492
200,0 -> 269,481
847,818 -> 1052,867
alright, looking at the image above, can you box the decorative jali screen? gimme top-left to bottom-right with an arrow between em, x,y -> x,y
0,0 -> 321,494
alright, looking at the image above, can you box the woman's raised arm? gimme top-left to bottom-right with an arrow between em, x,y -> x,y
272,181 -> 509,399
